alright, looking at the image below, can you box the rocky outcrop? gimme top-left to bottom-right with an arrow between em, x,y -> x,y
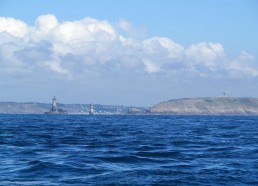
150,97 -> 258,115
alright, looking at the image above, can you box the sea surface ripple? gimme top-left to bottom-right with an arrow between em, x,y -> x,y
0,115 -> 257,185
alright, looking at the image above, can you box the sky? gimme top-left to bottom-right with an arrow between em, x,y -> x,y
0,0 -> 258,106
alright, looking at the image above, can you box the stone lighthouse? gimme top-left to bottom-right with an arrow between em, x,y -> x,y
45,96 -> 68,114
51,96 -> 58,111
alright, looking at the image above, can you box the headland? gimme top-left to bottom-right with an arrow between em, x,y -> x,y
150,97 -> 258,115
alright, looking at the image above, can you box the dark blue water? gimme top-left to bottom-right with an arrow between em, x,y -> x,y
0,115 -> 257,185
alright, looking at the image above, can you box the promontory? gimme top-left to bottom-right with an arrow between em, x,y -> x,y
150,97 -> 258,115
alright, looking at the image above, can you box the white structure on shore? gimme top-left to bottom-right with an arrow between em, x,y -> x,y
89,104 -> 94,115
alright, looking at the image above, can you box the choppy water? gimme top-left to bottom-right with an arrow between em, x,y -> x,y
0,114 -> 257,185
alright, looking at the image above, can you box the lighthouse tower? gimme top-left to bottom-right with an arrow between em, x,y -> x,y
89,104 -> 94,115
45,96 -> 68,114
51,96 -> 58,111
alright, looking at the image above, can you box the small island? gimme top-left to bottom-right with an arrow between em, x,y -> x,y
44,96 -> 68,114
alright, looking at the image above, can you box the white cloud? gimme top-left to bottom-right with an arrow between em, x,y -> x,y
0,14 -> 257,82
227,51 -> 258,77
185,42 -> 226,69
0,17 -> 28,38
36,14 -> 58,33
50,17 -> 117,44
143,37 -> 184,60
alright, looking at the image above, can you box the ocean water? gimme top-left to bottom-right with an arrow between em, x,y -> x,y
0,115 -> 257,185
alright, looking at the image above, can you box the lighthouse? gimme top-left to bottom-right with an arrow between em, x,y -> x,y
45,96 -> 68,114
89,104 -> 94,115
51,96 -> 58,111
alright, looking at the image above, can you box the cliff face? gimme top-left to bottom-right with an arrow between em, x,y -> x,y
150,97 -> 258,115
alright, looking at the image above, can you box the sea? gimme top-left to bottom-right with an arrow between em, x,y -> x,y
0,114 -> 257,185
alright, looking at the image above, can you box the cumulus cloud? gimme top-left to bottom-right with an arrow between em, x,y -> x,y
0,14 -> 257,82
36,15 -> 58,33
0,17 -> 28,37
227,51 -> 258,77
185,42 -> 225,67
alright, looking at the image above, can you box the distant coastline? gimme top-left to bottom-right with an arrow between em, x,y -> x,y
1,97 -> 258,115
0,102 -> 146,115
150,97 -> 258,115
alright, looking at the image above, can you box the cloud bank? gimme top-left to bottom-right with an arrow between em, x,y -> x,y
1,14 -> 257,80
0,15 -> 258,105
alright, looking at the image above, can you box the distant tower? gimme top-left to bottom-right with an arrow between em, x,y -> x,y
89,104 -> 94,115
51,96 -> 58,111
223,91 -> 226,98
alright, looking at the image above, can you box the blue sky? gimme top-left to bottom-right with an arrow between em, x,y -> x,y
0,0 -> 258,106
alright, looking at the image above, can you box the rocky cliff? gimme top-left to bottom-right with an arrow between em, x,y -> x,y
150,97 -> 258,115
